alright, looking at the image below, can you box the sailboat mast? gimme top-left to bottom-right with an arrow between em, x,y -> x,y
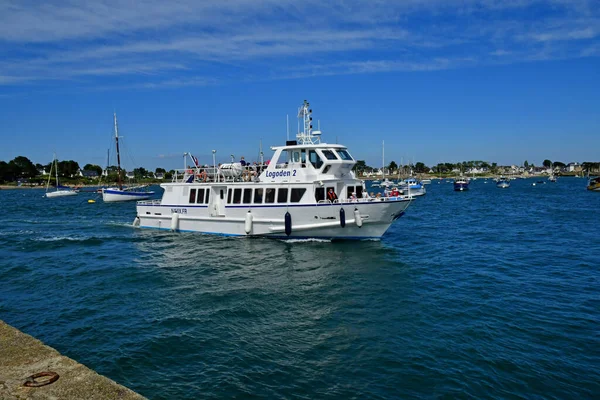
46,154 -> 54,192
382,140 -> 385,181
114,113 -> 123,190
54,154 -> 59,188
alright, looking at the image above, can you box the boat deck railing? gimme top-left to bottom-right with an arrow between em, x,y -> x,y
171,165 -> 267,183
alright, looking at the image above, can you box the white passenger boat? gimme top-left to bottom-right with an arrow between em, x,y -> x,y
134,101 -> 413,240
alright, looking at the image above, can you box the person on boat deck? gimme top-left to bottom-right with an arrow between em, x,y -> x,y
327,188 -> 338,202
350,192 -> 357,201
240,156 -> 248,166
390,187 -> 400,197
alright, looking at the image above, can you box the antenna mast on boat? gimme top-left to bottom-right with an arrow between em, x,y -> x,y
114,113 -> 123,190
259,139 -> 264,165
297,100 -> 321,145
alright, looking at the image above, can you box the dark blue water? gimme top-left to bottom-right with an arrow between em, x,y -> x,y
1,179 -> 599,399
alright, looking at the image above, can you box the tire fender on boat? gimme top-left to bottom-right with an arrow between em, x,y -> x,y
354,208 -> 363,228
133,216 -> 140,227
339,208 -> 346,228
245,211 -> 253,234
284,212 -> 292,236
170,213 -> 179,231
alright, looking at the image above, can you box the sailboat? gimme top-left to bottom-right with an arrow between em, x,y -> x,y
102,113 -> 155,202
45,154 -> 78,198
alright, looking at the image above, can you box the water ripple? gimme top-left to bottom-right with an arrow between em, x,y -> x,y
0,181 -> 599,399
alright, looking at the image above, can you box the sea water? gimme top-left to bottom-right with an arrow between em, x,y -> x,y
1,179 -> 599,399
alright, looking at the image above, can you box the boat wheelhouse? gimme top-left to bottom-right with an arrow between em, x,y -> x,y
134,101 -> 413,240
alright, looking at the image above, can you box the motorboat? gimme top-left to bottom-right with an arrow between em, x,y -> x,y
496,177 -> 510,188
453,178 -> 469,191
134,101 -> 414,240
587,176 -> 600,191
398,177 -> 426,197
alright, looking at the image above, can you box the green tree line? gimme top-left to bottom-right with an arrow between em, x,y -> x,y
0,156 -> 173,184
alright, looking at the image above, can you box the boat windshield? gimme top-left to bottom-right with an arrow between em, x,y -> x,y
336,149 -> 354,161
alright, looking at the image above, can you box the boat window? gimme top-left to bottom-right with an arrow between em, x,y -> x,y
243,188 -> 252,204
301,150 -> 306,167
290,188 -> 306,203
277,188 -> 288,203
196,188 -> 205,204
315,187 -> 325,202
254,188 -> 263,204
356,185 -> 363,198
293,151 -> 300,163
265,188 -> 276,203
346,186 -> 354,198
233,188 -> 242,204
227,188 -> 232,203
322,150 -> 338,160
189,188 -> 196,204
206,190 -> 210,204
336,149 -> 354,161
322,165 -> 331,174
309,150 -> 323,169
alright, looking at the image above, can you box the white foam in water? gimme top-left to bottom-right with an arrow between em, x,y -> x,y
282,238 -> 332,243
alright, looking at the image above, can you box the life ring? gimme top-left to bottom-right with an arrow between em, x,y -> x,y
23,371 -> 60,387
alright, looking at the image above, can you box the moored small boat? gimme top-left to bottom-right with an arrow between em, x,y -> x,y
453,178 -> 469,191
587,176 -> 600,191
496,177 -> 510,188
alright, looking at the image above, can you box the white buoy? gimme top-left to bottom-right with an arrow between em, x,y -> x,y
133,217 -> 140,227
245,211 -> 253,234
170,213 -> 179,231
354,208 -> 363,228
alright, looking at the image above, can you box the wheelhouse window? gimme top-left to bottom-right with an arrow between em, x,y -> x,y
233,188 -> 242,204
322,165 -> 331,174
243,188 -> 252,204
290,188 -> 306,203
309,150 -> 323,169
189,188 -> 196,204
227,188 -> 232,203
196,188 -> 205,204
336,149 -> 354,161
277,188 -> 288,203
265,188 -> 276,203
254,188 -> 263,204
205,190 -> 210,204
322,150 -> 338,160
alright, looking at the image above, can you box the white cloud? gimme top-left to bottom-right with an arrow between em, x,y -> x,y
0,0 -> 598,88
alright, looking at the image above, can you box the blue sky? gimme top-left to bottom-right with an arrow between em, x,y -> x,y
1,0 -> 599,170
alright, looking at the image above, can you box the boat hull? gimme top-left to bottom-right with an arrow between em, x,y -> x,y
497,182 -> 510,188
102,188 -> 154,202
46,190 -> 78,198
135,198 -> 411,240
454,183 -> 469,191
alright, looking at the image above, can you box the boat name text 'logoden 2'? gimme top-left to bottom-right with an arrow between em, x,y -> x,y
134,101 -> 413,240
